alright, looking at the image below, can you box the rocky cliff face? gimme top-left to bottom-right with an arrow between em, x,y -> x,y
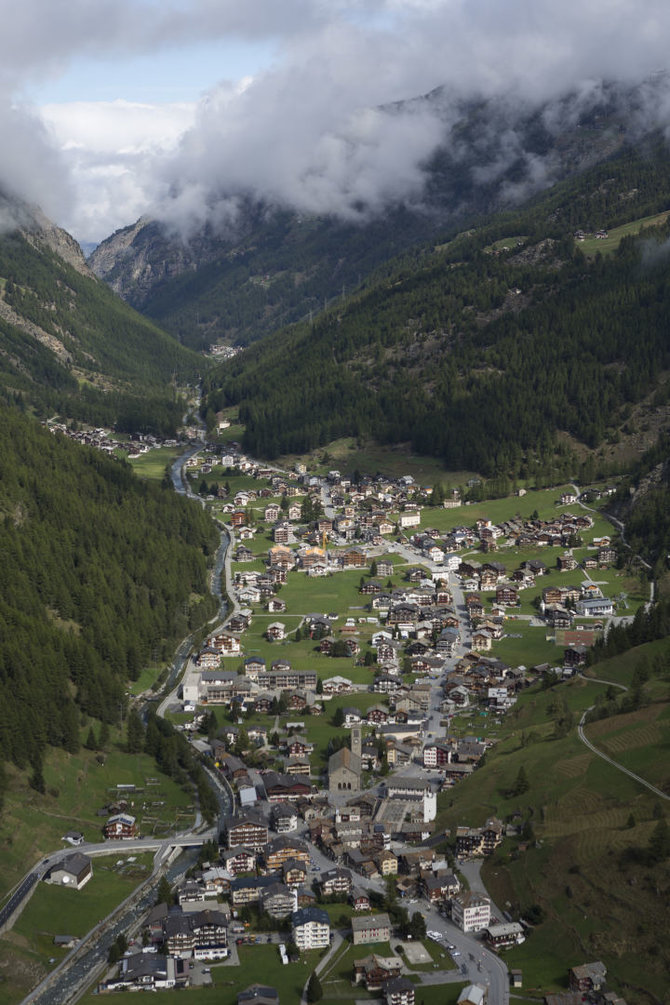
88,218 -> 221,307
0,193 -> 91,276
23,204 -> 91,276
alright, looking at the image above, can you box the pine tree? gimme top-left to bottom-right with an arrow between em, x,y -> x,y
306,972 -> 323,1003
648,817 -> 670,863
512,765 -> 529,796
126,708 -> 145,754
156,875 -> 173,905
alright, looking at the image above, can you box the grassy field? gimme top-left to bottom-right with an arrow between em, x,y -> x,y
435,637 -> 670,1004
127,445 -> 182,480
280,437 -> 476,485
483,235 -> 529,252
0,738 -> 194,907
0,855 -> 153,1005
577,210 -> 670,257
80,944 -> 328,1005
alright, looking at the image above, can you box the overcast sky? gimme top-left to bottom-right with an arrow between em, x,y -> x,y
3,0 -> 670,244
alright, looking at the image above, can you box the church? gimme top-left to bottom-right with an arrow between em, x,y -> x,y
328,725 -> 362,792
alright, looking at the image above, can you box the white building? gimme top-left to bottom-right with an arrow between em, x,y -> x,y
575,597 -> 614,617
291,907 -> 331,950
451,891 -> 491,933
398,512 -> 421,529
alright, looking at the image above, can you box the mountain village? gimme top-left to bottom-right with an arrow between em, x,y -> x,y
58,434 -> 630,1005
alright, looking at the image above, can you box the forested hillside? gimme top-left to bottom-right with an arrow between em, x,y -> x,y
0,204 -> 203,433
0,410 -> 218,795
90,78 -> 666,353
203,139 -> 670,478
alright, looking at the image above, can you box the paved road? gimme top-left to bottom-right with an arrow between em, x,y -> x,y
574,671 -> 669,802
301,835 -> 508,1001
578,706 -> 670,803
25,851 -> 199,1005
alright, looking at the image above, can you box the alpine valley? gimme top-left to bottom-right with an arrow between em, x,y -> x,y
0,75 -> 669,1005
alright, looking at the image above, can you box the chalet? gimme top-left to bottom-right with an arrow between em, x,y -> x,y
351,888 -> 371,911
230,876 -> 277,906
264,836 -> 310,872
353,953 -> 402,990
471,629 -> 494,651
46,853 -> 93,889
319,868 -> 353,896
165,908 -> 228,959
495,585 -> 518,606
544,605 -> 573,629
221,847 -> 256,875
285,757 -> 311,777
225,813 -> 268,852
262,772 -> 312,803
287,738 -> 311,758
266,597 -> 287,614
266,622 -> 286,641
568,961 -> 607,993
598,545 -> 617,566
272,803 -> 299,833
103,813 -> 137,839
423,871 -> 460,903
351,912 -> 392,945
384,976 -> 416,1005
260,882 -> 297,919
367,706 -> 391,725
341,548 -> 367,568
564,645 -> 588,668
484,921 -> 525,948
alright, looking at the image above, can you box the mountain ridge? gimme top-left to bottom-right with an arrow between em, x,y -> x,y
88,77 -> 670,353
0,195 -> 203,433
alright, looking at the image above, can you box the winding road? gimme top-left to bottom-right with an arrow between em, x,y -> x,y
577,674 -> 670,803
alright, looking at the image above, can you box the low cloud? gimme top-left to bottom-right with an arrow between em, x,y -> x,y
4,1 -> 670,241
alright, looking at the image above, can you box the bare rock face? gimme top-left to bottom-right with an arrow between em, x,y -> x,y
23,205 -> 91,276
0,193 -> 91,276
88,218 -> 220,307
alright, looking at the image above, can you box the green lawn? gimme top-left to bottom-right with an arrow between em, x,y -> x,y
577,211 -> 670,257
283,436 -> 470,485
492,625 -> 557,669
14,854 -> 152,944
0,741 -> 193,906
0,855 -> 153,1005
438,637 -> 670,1003
79,944 -> 329,1005
127,445 -> 181,480
410,487 -> 578,535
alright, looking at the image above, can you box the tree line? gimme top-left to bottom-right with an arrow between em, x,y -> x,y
0,408 -> 219,792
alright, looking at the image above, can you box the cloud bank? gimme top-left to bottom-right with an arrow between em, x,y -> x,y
3,0 -> 670,241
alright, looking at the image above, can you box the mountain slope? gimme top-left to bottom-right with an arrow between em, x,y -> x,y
0,406 -> 218,784
202,138 -> 670,477
0,196 -> 203,431
89,78 -> 665,353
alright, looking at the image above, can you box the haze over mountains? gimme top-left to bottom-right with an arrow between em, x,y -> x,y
89,75 -> 670,351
